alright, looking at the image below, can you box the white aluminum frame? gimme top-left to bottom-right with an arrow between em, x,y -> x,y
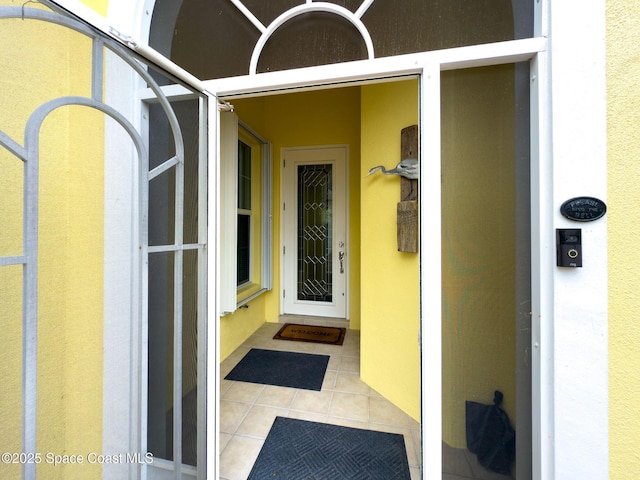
205,35 -> 549,480
0,6 -> 213,480
141,94 -> 209,480
227,0 -> 376,75
0,6 -> 206,479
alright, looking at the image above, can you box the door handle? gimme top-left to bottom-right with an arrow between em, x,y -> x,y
339,251 -> 345,274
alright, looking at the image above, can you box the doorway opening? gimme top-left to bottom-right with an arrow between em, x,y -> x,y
213,62 -> 533,478
217,78 -> 424,478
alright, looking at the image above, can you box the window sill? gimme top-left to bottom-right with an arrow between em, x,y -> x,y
237,283 -> 268,307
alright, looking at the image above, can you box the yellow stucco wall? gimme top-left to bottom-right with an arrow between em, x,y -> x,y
0,13 -> 26,476
219,294 -> 269,362
80,0 -> 108,16
360,80 -> 421,421
39,106 -> 104,480
607,1 -> 640,478
0,5 -> 104,479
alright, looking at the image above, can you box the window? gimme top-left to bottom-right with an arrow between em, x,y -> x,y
220,113 -> 272,313
237,138 -> 253,286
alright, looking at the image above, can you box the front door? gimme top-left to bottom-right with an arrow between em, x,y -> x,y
282,146 -> 347,318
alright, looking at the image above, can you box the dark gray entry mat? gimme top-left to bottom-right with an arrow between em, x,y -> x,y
224,348 -> 329,391
247,417 -> 412,480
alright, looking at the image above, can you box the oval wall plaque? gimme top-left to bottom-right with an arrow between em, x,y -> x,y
560,196 -> 607,222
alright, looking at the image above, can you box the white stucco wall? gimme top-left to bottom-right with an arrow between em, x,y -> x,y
547,1 -> 608,478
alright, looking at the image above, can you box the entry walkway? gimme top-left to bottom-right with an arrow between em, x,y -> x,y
219,322 -> 422,479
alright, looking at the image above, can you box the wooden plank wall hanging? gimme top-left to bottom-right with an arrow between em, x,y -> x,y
397,125 -> 419,253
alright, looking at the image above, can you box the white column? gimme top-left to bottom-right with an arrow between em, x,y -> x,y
548,1 -> 609,478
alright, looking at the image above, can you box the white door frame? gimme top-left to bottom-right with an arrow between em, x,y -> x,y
207,36 -> 549,480
281,145 -> 349,319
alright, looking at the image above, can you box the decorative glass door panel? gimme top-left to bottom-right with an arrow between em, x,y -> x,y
297,164 -> 333,302
283,147 -> 346,318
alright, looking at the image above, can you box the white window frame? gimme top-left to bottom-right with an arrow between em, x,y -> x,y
236,137 -> 253,287
238,122 -> 273,301
219,114 -> 273,314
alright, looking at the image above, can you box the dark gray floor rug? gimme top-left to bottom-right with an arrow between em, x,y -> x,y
224,348 -> 329,391
248,417 -> 412,480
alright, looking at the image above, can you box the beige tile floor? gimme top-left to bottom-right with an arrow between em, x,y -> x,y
442,442 -> 515,480
219,321 -> 423,480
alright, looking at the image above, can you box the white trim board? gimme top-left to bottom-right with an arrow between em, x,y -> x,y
206,37 -> 546,98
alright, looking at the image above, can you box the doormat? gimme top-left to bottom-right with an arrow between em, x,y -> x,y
273,323 -> 346,345
248,417 -> 411,480
224,348 -> 329,391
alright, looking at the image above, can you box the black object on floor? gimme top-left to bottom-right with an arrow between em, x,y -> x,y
466,390 -> 516,475
248,417 -> 412,480
224,348 -> 329,391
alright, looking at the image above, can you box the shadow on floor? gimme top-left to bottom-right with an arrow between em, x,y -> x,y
443,441 -> 514,480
